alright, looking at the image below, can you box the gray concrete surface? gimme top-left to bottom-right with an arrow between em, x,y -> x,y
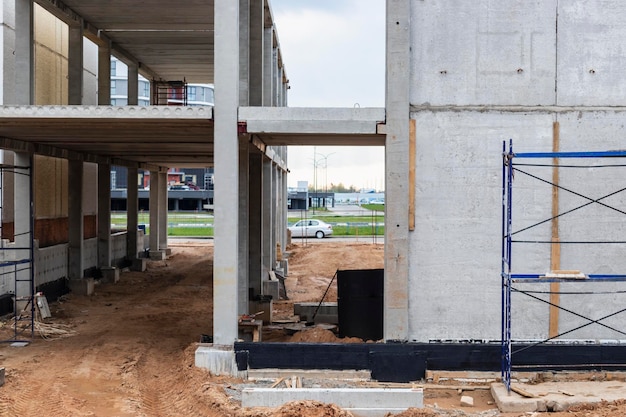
491,381 -> 626,413
242,387 -> 423,417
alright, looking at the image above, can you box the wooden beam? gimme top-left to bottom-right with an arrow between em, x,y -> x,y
549,121 -> 561,338
408,119 -> 416,231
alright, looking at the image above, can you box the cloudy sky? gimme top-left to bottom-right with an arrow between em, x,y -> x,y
270,0 -> 386,191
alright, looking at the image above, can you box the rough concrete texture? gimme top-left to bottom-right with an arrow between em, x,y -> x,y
408,0 -> 626,343
195,345 -> 247,378
242,387 -> 423,417
491,381 -> 626,413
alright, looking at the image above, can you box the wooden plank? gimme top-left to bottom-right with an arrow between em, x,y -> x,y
408,119 -> 416,231
511,385 -> 537,398
549,121 -> 561,338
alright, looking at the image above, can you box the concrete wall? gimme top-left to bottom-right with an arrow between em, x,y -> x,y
408,0 -> 626,342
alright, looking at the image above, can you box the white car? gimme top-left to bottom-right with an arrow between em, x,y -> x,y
288,219 -> 333,239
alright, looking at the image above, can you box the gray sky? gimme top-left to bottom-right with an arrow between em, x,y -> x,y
271,0 -> 385,191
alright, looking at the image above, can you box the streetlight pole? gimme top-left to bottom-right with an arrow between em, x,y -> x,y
316,152 -> 335,209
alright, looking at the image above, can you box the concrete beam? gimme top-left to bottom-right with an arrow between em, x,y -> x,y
239,107 -> 385,134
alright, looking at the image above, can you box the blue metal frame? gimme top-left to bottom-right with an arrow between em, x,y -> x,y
501,141 -> 626,391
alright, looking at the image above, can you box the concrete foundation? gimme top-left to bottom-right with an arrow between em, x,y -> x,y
242,387 -> 424,417
247,369 -> 371,381
130,258 -> 147,272
195,345 -> 247,378
263,279 -> 280,300
149,250 -> 167,260
68,278 -> 95,296
491,381 -> 626,413
100,266 -> 119,284
294,302 -> 338,324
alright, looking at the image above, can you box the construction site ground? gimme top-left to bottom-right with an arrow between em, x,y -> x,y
0,239 -> 624,416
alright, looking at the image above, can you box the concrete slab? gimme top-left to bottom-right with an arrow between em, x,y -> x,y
242,387 -> 423,417
491,381 -> 626,413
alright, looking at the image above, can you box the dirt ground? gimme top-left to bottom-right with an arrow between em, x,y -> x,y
0,240 -> 624,416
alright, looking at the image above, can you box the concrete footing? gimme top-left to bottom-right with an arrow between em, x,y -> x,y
0,367 -> 4,386
491,381 -> 626,413
242,387 -> 423,417
149,250 -> 167,260
100,267 -> 119,283
68,278 -> 95,295
130,258 -> 147,272
195,345 -> 247,378
263,280 -> 280,300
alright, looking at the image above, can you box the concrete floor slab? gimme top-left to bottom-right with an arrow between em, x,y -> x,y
491,380 -> 626,413
242,387 -> 423,417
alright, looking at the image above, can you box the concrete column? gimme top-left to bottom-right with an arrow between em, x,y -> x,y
68,160 -> 84,279
213,0 -> 240,346
262,27 -> 273,107
148,170 -> 161,257
248,150 -> 262,299
127,63 -> 139,105
238,138 -> 250,314
239,0 -> 249,106
127,64 -> 139,106
68,25 -> 84,105
384,0 -> 411,342
13,152 -> 31,298
158,171 -> 168,252
271,50 -> 278,107
15,0 -> 33,105
97,163 -> 112,267
126,166 -> 139,259
97,41 -> 111,105
249,0 -> 263,106
261,158 -> 273,281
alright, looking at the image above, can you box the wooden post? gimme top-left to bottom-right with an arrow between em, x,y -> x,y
549,121 -> 561,338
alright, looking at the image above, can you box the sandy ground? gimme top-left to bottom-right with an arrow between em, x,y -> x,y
0,241 -> 624,416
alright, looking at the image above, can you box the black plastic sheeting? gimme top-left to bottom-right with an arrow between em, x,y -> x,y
235,342 -> 626,383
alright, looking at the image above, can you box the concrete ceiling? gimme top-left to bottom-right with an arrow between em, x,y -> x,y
45,0 -> 216,83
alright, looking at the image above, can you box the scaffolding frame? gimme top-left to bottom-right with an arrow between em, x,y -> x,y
501,140 -> 626,390
0,163 -> 35,343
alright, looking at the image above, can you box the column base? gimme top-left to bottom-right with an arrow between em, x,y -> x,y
100,266 -> 119,283
130,258 -> 147,272
195,345 -> 247,378
149,250 -> 167,260
68,278 -> 95,296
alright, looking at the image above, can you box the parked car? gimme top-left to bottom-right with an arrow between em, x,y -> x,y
288,219 -> 333,239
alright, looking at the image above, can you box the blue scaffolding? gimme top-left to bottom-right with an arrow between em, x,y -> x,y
501,140 -> 626,391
